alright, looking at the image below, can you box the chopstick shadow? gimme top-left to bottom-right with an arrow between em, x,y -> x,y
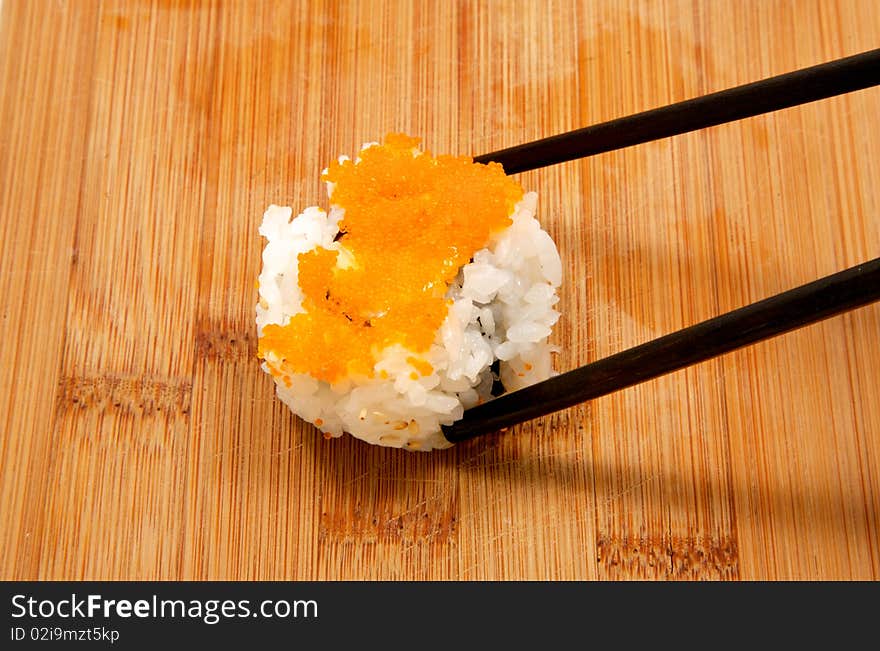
584,222 -> 804,347
301,421 -> 874,551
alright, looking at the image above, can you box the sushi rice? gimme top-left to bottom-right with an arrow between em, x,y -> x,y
256,141 -> 562,450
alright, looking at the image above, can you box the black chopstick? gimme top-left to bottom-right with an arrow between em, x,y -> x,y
474,49 -> 880,174
441,257 -> 880,443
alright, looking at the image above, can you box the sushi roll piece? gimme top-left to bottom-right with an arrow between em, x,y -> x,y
256,134 -> 562,450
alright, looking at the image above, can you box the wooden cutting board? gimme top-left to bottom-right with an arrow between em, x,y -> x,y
1,0 -> 878,580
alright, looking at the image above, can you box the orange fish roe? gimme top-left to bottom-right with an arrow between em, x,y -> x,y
259,134 -> 524,383
406,356 -> 434,376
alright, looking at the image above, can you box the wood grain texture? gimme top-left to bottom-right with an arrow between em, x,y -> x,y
0,0 -> 877,580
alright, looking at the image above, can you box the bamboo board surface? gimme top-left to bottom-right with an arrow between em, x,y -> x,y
1,0 -> 878,581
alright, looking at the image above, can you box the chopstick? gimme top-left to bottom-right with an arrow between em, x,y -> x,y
474,48 -> 880,174
441,257 -> 880,443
